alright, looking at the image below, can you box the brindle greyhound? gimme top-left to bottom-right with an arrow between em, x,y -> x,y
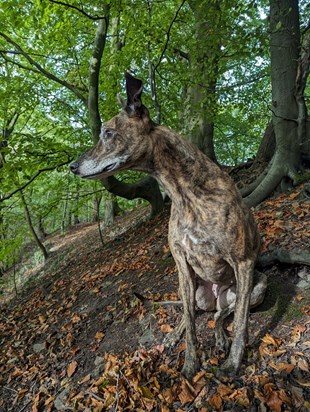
70,73 -> 266,377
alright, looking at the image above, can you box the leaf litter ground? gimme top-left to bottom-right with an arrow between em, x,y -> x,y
0,186 -> 310,411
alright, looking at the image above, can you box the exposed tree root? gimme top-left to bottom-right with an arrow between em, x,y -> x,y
102,175 -> 164,218
257,249 -> 310,267
244,157 -> 286,208
240,163 -> 270,198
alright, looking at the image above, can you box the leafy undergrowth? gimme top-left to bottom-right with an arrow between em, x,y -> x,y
0,186 -> 310,412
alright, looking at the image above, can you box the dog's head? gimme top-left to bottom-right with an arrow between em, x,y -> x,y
70,73 -> 153,179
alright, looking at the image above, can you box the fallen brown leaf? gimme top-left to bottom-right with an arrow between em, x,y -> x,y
297,358 -> 309,372
217,383 -> 234,397
208,392 -> 222,410
67,360 -> 78,378
269,362 -> 295,373
178,379 -> 195,405
78,374 -> 91,384
95,331 -> 105,341
266,389 -> 282,412
207,319 -> 215,328
161,387 -> 174,405
160,324 -> 174,333
208,357 -> 219,366
261,333 -> 282,347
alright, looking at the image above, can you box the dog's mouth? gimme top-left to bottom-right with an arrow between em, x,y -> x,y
82,162 -> 117,179
71,155 -> 130,179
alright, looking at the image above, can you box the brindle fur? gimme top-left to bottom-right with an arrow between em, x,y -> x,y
70,73 -> 263,377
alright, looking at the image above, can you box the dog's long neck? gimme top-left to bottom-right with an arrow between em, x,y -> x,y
137,125 -> 226,207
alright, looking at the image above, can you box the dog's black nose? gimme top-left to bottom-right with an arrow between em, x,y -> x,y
70,162 -> 79,174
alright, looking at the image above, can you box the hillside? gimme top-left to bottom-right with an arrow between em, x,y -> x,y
0,186 -> 310,412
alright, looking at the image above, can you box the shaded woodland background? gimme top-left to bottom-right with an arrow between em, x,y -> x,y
0,0 -> 309,282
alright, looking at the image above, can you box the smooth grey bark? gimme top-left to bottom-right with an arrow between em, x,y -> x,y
298,22 -> 310,156
269,0 -> 300,170
104,196 -> 116,226
88,16 -> 109,140
186,0 -> 220,163
245,0 -> 308,207
254,122 -> 276,165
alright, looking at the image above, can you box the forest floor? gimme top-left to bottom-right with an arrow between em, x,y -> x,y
0,185 -> 310,412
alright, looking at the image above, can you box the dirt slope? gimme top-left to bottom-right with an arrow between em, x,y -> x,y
0,187 -> 309,411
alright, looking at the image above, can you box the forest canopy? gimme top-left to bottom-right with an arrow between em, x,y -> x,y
0,0 -> 309,275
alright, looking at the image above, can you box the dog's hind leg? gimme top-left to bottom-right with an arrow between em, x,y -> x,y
214,303 -> 235,354
219,259 -> 254,375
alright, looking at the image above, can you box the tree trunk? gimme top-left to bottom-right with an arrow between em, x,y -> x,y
254,121 -> 276,164
298,22 -> 310,159
244,0 -> 307,207
270,0 -> 300,170
93,195 -> 101,222
104,196 -> 116,226
61,174 -> 70,233
1,112 -> 20,272
188,83 -> 218,162
20,191 -> 48,260
0,213 -> 5,275
37,217 -> 47,240
73,179 -> 80,225
186,0 -> 220,163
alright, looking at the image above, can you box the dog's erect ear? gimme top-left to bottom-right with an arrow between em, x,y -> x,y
125,72 -> 144,116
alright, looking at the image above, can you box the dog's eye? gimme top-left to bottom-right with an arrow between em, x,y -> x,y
101,128 -> 115,139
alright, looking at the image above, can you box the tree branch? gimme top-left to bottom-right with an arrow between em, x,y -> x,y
0,158 -> 72,202
0,32 -> 87,104
0,48 -> 71,62
153,0 -> 186,73
49,0 -> 106,20
0,51 -> 42,75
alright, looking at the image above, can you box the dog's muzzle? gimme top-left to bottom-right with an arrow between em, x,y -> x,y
70,162 -> 79,174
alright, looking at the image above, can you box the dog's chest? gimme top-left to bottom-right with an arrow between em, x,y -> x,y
181,230 -> 219,262
177,230 -> 234,284
181,230 -> 217,253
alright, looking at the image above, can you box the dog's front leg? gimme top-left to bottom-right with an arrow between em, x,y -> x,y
173,252 -> 199,379
220,259 -> 254,375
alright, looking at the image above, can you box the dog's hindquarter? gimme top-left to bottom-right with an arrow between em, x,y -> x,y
168,183 -> 260,285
